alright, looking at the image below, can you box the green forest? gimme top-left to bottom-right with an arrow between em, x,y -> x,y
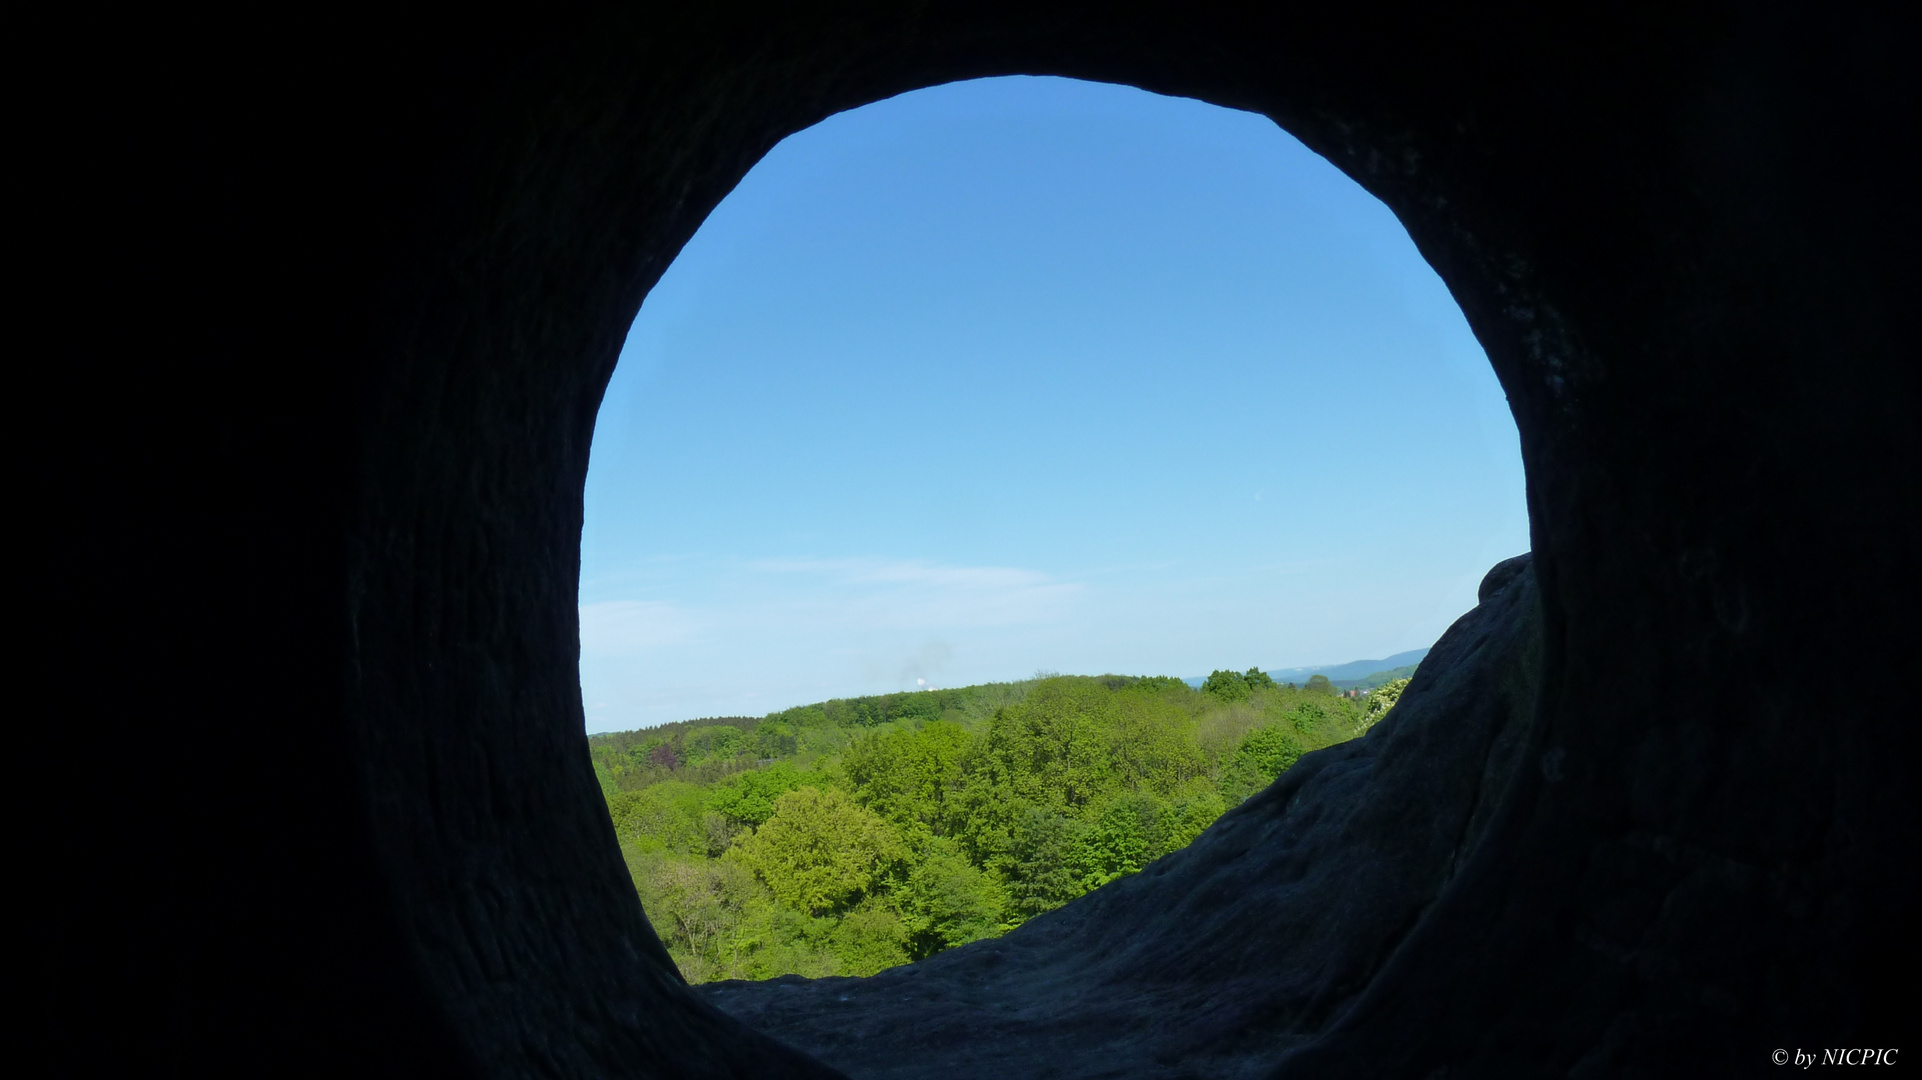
592,668 -> 1411,983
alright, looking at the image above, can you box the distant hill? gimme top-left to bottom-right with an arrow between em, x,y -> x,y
1327,664 -> 1419,691
1184,648 -> 1429,691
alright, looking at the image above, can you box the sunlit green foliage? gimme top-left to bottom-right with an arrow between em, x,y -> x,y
1357,676 -> 1411,734
593,759 -> 620,798
730,787 -> 904,915
683,724 -> 744,766
1217,724 -> 1305,804
843,721 -> 971,841
594,668 -> 1411,983
706,762 -> 824,828
1203,669 -> 1252,702
829,901 -> 911,975
608,780 -> 722,856
898,836 -> 1006,958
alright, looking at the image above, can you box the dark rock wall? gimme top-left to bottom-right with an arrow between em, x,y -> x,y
44,3 -> 1914,1077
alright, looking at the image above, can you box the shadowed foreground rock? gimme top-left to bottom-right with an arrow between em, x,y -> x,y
701,556 -> 1541,1080
48,4 -> 1913,1075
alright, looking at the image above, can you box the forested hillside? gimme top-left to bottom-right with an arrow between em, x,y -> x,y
591,669 -> 1411,983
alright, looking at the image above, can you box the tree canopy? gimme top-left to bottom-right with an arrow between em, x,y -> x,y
731,787 -> 903,915
594,670 -> 1410,982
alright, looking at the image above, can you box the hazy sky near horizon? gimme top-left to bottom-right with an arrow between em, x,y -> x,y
579,77 -> 1529,734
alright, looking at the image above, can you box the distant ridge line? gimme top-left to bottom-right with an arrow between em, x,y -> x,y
1181,647 -> 1430,689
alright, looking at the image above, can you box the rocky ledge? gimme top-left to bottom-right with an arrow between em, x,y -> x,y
699,555 -> 1542,1080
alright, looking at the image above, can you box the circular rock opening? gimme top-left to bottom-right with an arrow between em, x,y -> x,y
112,10 -> 1900,1077
575,78 -> 1532,1075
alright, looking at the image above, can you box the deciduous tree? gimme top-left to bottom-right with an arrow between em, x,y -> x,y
731,787 -> 904,915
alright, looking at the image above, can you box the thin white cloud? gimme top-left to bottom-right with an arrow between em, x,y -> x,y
704,556 -> 1083,630
744,556 -> 1054,590
580,557 -> 1083,658
578,600 -> 704,655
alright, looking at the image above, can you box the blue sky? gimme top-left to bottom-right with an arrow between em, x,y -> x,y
579,77 -> 1528,733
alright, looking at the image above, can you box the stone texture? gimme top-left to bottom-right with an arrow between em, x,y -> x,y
45,4 -> 1916,1078
699,555 -> 1543,1080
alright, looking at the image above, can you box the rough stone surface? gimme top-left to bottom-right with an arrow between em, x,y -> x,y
699,556 -> 1542,1080
45,4 -> 1916,1078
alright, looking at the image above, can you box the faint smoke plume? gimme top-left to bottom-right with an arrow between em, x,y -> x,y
898,640 -> 954,688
